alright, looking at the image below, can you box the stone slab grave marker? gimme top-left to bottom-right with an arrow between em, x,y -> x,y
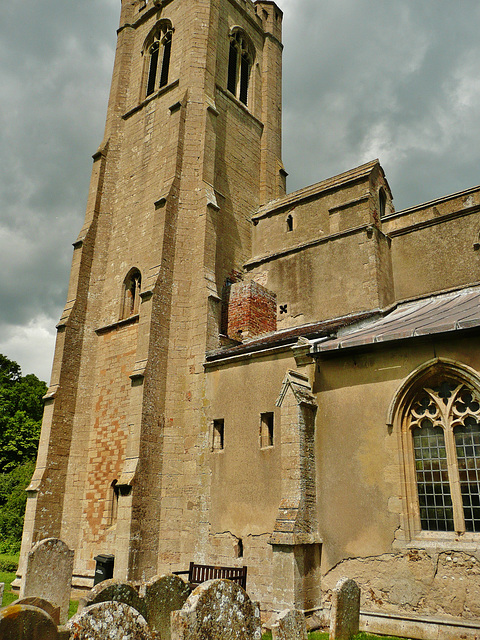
0,603 -> 58,640
77,577 -> 146,618
271,609 -> 308,640
16,596 -> 61,625
143,573 -> 191,640
329,577 -> 360,640
21,537 -> 74,625
0,581 -> 4,606
67,601 -> 153,639
171,578 -> 262,640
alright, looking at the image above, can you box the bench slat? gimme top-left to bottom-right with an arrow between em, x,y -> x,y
182,563 -> 247,589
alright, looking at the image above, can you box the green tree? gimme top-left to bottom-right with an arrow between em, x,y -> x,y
0,354 -> 47,552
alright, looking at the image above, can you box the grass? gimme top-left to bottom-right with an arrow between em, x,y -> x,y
69,600 -> 79,618
0,572 -> 18,608
0,552 -> 19,607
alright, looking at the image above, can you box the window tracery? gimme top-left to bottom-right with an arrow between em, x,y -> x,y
145,23 -> 173,97
406,374 -> 480,533
227,29 -> 254,106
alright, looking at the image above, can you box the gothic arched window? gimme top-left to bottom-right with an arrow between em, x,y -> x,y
146,24 -> 173,97
227,29 -> 254,106
121,268 -> 141,318
402,369 -> 480,534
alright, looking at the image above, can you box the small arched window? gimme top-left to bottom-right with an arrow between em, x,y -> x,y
122,268 -> 141,318
399,367 -> 480,534
146,24 -> 173,97
379,187 -> 387,219
227,29 -> 254,106
286,214 -> 293,232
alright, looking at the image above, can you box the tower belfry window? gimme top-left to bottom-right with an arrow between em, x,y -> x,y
227,30 -> 254,106
146,25 -> 173,97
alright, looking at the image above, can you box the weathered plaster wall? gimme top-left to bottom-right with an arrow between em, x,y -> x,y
314,333 -> 480,621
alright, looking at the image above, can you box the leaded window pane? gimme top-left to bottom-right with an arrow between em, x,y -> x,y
239,53 -> 249,105
147,42 -> 159,96
159,32 -> 172,88
412,421 -> 454,531
455,417 -> 480,532
227,41 -> 238,95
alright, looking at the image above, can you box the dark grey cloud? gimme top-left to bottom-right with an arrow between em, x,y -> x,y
0,0 -> 118,379
1,0 -> 479,379
281,0 -> 480,208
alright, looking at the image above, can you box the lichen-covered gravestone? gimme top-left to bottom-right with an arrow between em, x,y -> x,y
143,573 -> 191,640
67,601 -> 153,639
0,603 -> 58,640
21,538 -> 74,625
16,596 -> 61,625
329,577 -> 360,640
271,609 -> 308,640
0,581 -> 4,606
77,577 -> 146,618
171,578 -> 262,640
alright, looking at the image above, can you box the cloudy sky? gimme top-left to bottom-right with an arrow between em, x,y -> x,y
1,0 -> 480,382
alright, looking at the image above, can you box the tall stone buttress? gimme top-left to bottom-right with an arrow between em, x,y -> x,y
18,0 -> 284,592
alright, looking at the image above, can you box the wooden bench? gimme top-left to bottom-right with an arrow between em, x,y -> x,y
174,562 -> 247,590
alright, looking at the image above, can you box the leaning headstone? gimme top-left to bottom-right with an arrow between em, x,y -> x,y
143,574 -> 191,640
271,609 -> 308,640
0,582 -> 4,606
67,601 -> 153,639
329,577 -> 360,640
21,538 -> 74,625
171,579 -> 262,640
0,603 -> 58,640
16,597 -> 61,625
77,578 -> 146,618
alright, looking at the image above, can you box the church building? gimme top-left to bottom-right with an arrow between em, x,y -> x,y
19,0 -> 480,635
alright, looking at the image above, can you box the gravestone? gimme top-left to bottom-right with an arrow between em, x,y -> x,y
271,609 -> 308,640
21,538 -> 74,624
0,603 -> 58,640
329,577 -> 360,640
77,578 -> 145,618
0,581 -> 4,606
67,601 -> 153,639
171,579 -> 262,640
16,597 -> 61,625
143,573 -> 191,640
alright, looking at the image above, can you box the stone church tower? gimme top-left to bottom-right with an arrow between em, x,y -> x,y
20,0 -> 284,592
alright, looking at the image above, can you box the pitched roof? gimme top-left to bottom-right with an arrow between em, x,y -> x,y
312,284 -> 480,354
206,284 -> 480,364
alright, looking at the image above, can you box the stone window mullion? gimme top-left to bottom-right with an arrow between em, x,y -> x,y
442,388 -> 467,532
444,423 -> 466,532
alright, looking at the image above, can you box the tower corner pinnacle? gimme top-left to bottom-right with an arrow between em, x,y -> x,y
255,1 -> 283,41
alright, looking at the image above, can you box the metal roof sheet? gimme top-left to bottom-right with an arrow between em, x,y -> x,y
312,285 -> 480,354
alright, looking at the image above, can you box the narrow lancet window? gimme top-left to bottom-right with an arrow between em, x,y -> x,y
227,30 -> 254,106
145,24 -> 173,97
379,187 -> 387,219
147,42 -> 160,96
122,269 -> 142,318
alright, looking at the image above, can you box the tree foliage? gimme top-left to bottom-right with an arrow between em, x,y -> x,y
0,354 -> 47,552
